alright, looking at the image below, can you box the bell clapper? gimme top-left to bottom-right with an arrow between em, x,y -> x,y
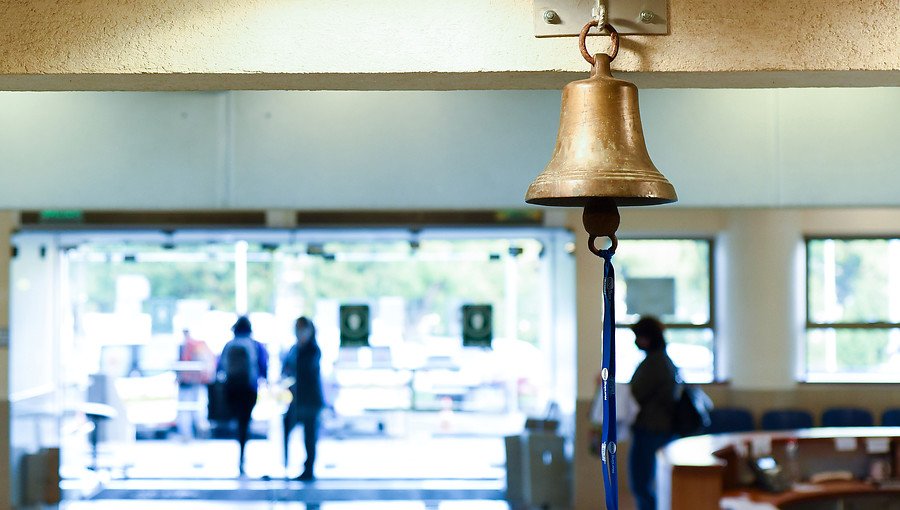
583,199 -> 620,255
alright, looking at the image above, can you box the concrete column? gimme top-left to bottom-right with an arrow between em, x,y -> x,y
0,212 -> 21,398
0,212 -> 20,510
718,209 -> 804,389
569,214 -> 606,508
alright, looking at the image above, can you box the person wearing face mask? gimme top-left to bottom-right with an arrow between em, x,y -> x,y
628,316 -> 680,510
281,316 -> 325,481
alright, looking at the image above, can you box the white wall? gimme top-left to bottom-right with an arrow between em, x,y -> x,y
9,235 -> 59,398
611,207 -> 900,396
0,93 -> 227,209
0,88 -> 899,210
8,234 -> 61,508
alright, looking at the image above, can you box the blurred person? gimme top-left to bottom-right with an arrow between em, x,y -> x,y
628,316 -> 680,510
176,328 -> 215,440
217,315 -> 268,476
281,316 -> 325,481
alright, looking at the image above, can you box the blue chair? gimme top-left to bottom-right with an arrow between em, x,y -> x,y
821,407 -> 874,427
761,409 -> 814,431
707,408 -> 755,434
881,409 -> 900,426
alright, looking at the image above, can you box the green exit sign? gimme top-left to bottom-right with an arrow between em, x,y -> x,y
39,210 -> 83,223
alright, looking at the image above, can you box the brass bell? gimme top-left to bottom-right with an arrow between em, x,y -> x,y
526,24 -> 677,208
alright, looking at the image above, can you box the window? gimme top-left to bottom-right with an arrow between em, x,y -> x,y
805,238 -> 900,382
612,239 -> 715,383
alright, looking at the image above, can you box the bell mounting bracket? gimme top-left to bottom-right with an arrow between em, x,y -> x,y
533,0 -> 668,37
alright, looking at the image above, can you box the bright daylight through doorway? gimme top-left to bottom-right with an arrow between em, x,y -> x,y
9,227 -> 576,501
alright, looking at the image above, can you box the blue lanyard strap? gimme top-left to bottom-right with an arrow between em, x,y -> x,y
598,248 -> 618,510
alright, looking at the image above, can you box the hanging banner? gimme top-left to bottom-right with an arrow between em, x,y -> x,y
462,304 -> 493,348
339,304 -> 370,347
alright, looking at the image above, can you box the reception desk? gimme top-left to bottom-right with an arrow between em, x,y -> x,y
657,427 -> 900,509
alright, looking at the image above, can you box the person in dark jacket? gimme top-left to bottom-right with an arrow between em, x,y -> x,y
217,315 -> 268,476
628,316 -> 680,510
281,316 -> 326,481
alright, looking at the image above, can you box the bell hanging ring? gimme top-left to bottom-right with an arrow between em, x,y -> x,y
525,20 -> 677,208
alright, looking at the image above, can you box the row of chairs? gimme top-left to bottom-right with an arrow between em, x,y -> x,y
706,407 -> 900,434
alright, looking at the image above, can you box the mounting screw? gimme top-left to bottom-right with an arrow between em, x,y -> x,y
543,10 -> 559,23
639,10 -> 655,23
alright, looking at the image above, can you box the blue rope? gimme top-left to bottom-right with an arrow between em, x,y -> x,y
599,248 -> 618,510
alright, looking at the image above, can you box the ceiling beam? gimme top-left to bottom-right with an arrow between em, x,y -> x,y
1,0 -> 897,90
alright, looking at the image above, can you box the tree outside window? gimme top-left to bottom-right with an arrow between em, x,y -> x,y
806,238 -> 900,382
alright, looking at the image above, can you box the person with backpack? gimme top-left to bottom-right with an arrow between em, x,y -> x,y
217,315 -> 268,476
281,316 -> 325,481
628,316 -> 680,510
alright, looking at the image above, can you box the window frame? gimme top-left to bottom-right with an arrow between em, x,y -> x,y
804,235 -> 900,382
614,236 -> 719,383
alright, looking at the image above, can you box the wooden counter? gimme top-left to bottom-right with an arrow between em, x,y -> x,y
724,480 -> 900,505
656,427 -> 900,510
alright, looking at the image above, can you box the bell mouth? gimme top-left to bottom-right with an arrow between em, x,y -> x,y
525,195 -> 676,207
526,178 -> 678,208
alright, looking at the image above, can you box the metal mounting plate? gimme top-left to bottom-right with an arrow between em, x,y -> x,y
533,0 -> 668,37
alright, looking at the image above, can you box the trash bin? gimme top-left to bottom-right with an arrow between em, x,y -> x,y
505,418 -> 570,509
505,434 -> 524,504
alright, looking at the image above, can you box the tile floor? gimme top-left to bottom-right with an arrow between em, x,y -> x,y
61,436 -> 515,509
64,433 -> 507,480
